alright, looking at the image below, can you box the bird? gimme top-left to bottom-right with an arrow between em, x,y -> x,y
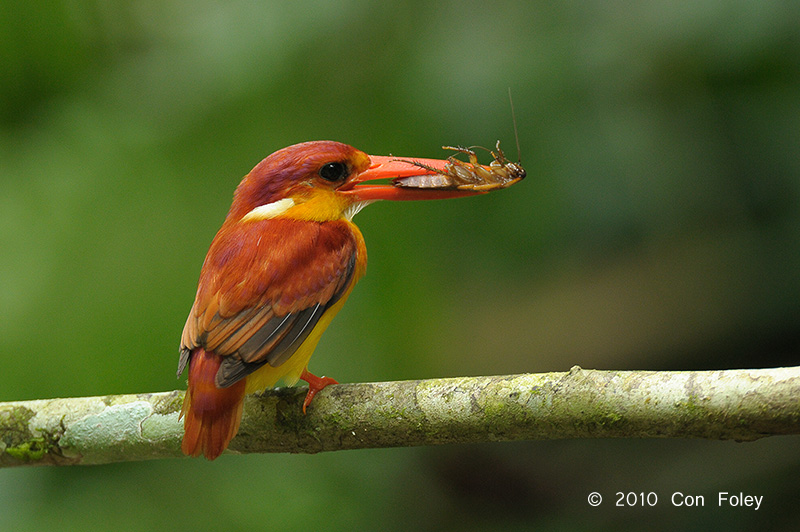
177,140 -> 495,460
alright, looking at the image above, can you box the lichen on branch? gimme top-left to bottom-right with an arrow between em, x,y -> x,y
2,366 -> 799,468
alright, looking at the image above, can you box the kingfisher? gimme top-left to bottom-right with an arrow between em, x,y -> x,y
178,140 -> 516,459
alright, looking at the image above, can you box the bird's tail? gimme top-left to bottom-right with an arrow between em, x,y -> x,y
180,348 -> 246,460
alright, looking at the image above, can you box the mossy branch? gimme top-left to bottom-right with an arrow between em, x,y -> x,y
2,366 -> 799,468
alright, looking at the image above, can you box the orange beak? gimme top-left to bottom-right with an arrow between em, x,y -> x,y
340,155 -> 485,201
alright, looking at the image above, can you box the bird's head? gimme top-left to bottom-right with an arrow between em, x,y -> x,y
226,141 -> 485,224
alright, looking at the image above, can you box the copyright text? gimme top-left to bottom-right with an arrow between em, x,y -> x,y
588,491 -> 763,510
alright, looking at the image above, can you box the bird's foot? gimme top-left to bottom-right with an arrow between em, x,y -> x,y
299,369 -> 338,414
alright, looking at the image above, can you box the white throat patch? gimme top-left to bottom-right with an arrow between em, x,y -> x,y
343,200 -> 375,221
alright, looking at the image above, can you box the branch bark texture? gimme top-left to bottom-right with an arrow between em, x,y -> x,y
2,366 -> 798,468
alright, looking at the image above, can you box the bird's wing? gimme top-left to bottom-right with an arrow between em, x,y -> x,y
178,218 -> 360,388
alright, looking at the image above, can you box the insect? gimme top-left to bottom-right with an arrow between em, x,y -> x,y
392,140 -> 526,192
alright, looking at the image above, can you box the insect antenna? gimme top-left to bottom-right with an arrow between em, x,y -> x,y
508,87 -> 522,163
443,145 -> 491,156
469,144 -> 492,154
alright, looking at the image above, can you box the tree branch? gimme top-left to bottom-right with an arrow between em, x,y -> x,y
2,366 -> 799,467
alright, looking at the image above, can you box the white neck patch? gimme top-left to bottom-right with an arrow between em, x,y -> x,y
241,198 -> 296,221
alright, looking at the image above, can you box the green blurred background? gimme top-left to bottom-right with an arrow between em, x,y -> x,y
1,1 -> 798,530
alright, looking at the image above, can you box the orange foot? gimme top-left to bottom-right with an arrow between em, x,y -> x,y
300,369 -> 338,414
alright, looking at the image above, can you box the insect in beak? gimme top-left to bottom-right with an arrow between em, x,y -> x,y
342,143 -> 525,202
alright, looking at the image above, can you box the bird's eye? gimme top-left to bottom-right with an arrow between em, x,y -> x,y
318,162 -> 349,182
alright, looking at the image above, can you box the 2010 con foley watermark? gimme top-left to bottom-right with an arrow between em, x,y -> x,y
587,491 -> 763,510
